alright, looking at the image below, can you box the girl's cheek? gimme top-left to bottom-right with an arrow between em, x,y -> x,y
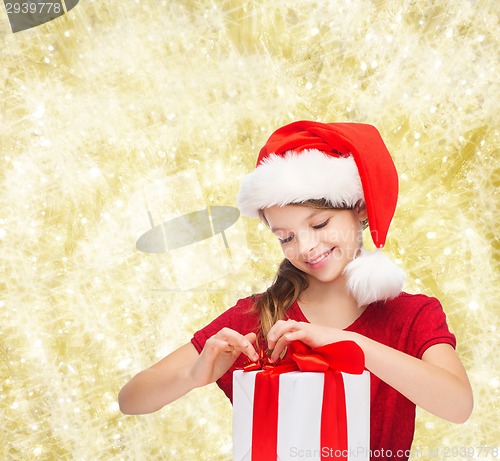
282,246 -> 297,260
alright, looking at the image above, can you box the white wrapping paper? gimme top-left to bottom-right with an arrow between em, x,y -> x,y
233,370 -> 370,461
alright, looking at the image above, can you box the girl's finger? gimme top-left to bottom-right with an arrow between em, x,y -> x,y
283,329 -> 307,343
203,337 -> 231,358
267,319 -> 299,350
232,341 -> 259,362
215,328 -> 252,350
242,333 -> 259,361
244,332 -> 257,343
269,333 -> 294,363
220,334 -> 258,362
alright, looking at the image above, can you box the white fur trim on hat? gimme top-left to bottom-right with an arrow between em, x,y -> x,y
237,149 -> 363,218
343,248 -> 405,306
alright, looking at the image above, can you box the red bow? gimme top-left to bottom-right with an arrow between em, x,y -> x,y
242,340 -> 365,461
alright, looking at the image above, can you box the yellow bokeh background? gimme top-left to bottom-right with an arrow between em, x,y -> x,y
0,1 -> 498,459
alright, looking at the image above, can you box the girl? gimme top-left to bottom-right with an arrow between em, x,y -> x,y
118,121 -> 473,460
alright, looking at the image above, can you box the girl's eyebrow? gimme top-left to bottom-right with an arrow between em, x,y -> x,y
270,209 -> 328,233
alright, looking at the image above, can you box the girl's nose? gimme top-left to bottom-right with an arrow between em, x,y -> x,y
297,233 -> 318,259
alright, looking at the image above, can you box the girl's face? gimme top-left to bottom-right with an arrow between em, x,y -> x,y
262,204 -> 367,284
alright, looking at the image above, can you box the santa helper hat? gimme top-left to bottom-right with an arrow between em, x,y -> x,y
237,120 -> 405,306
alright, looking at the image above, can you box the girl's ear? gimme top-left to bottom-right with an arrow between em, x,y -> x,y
258,209 -> 270,227
355,200 -> 368,222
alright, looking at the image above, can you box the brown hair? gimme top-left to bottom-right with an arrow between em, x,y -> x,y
251,198 -> 363,344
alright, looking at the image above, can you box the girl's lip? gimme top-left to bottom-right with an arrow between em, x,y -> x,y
306,248 -> 335,269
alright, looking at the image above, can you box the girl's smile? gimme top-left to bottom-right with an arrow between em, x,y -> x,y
305,247 -> 335,269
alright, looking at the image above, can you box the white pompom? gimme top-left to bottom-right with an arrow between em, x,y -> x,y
343,248 -> 405,307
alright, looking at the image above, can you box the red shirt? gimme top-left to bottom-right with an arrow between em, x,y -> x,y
191,292 -> 456,460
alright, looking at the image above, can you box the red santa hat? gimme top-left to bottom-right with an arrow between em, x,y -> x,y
237,120 -> 405,306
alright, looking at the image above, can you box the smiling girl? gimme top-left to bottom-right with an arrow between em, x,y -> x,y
118,121 -> 473,460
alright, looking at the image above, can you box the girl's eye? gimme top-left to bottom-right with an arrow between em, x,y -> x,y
312,219 -> 330,230
279,235 -> 293,244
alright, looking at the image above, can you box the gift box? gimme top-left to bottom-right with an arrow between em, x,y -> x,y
232,341 -> 370,461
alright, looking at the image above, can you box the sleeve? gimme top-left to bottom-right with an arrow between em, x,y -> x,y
406,296 -> 457,359
191,296 -> 257,354
190,296 -> 259,402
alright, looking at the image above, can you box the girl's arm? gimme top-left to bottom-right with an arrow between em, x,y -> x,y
118,328 -> 258,415
118,342 -> 199,415
267,320 -> 473,424
351,334 -> 473,424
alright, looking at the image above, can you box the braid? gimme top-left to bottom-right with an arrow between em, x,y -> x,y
252,259 -> 308,345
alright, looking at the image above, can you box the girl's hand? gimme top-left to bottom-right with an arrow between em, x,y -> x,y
119,328 -> 258,415
267,320 -> 473,423
267,320 -> 347,363
190,328 -> 258,388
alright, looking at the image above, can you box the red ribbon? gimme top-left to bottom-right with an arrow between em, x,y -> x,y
242,340 -> 365,461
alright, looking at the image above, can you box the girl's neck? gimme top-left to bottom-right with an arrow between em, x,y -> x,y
297,275 -> 365,329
